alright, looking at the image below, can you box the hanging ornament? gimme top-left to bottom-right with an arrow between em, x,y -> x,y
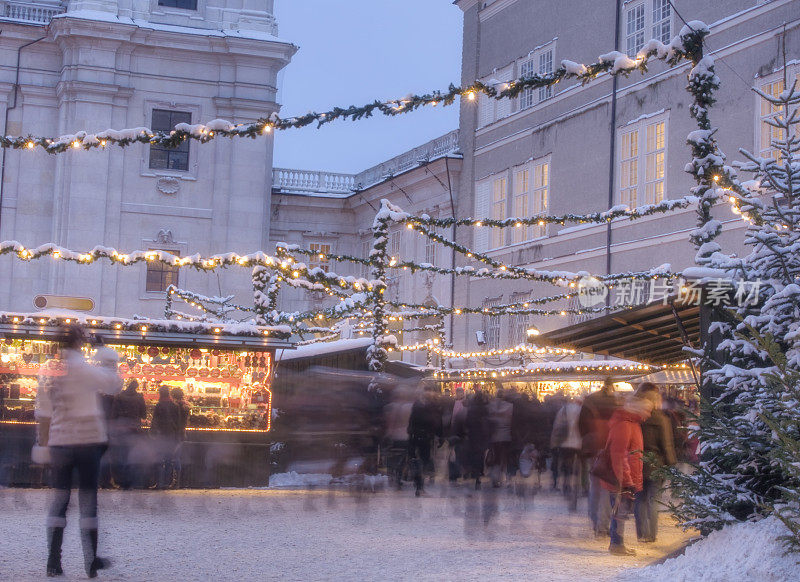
190,349 -> 202,360
137,345 -> 147,354
244,355 -> 251,367
147,347 -> 159,358
161,347 -> 171,355
211,349 -> 220,356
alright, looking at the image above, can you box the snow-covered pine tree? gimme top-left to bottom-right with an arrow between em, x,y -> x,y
666,76 -> 800,539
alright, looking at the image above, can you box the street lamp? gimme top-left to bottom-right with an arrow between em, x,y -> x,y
526,326 -> 541,343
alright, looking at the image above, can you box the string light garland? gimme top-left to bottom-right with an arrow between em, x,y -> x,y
431,361 -> 657,380
0,28 -> 702,156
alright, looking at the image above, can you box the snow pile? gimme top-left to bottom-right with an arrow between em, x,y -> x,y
618,517 -> 799,582
268,471 -> 334,488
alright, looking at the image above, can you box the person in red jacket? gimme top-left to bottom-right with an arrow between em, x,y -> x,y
603,393 -> 654,556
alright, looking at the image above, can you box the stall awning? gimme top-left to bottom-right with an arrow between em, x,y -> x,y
633,368 -> 697,385
537,300 -> 700,366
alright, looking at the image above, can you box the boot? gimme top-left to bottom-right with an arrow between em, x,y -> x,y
46,527 -> 64,577
80,528 -> 111,578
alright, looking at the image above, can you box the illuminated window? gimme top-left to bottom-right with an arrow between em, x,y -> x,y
531,159 -> 549,238
491,176 -> 507,249
150,109 -> 191,171
619,112 -> 668,207
512,157 -> 549,243
146,249 -> 180,292
308,243 -> 331,272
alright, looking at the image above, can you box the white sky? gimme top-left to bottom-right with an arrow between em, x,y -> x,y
272,1 -> 463,175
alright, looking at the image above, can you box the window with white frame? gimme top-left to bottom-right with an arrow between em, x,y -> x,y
483,297 -> 503,349
625,1 -> 671,57
146,248 -> 180,292
491,176 -> 507,249
619,112 -> 668,207
757,65 -> 800,163
308,242 -> 331,272
519,42 -> 555,110
361,239 -> 372,278
509,292 -> 531,346
424,231 -> 436,265
512,157 -> 549,243
478,65 -> 514,128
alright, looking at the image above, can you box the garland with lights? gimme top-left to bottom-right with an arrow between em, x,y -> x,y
1,28 -> 701,156
164,285 -> 253,322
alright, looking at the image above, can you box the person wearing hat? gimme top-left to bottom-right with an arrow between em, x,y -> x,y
35,325 -> 121,577
602,392 -> 654,556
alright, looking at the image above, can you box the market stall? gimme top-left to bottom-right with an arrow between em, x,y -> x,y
0,311 -> 293,487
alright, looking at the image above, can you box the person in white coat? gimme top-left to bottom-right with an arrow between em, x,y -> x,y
36,326 -> 121,578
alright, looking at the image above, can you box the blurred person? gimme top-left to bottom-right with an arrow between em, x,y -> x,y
447,386 -> 468,483
634,383 -> 677,543
93,343 -> 122,489
170,387 -> 191,488
603,393 -> 654,556
487,387 -> 513,487
464,389 -> 491,490
383,384 -> 415,489
407,385 -> 442,496
35,325 -> 121,577
150,385 -> 181,489
579,378 -> 619,536
543,393 -> 564,489
552,396 -> 583,511
110,380 -> 147,489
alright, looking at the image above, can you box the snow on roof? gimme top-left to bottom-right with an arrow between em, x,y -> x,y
276,337 -> 373,362
53,10 -> 292,45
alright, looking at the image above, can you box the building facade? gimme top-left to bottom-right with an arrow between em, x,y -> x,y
0,0 -> 295,317
270,131 -> 462,364
451,0 -> 800,352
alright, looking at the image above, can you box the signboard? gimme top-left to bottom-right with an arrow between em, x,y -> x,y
33,295 -> 95,312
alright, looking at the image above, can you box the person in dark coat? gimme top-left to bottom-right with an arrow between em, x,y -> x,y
407,387 -> 443,496
110,380 -> 147,489
150,385 -> 181,489
634,383 -> 677,543
579,378 -> 619,536
603,394 -> 654,556
464,390 -> 491,489
170,387 -> 191,488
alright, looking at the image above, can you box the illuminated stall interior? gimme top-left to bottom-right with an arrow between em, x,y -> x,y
0,313 -> 294,433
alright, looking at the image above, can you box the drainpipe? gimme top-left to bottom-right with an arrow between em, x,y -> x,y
0,34 -> 47,237
605,0 -> 622,301
445,155 -> 456,348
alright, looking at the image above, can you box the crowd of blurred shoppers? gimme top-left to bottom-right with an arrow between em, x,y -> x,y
382,377 -> 694,556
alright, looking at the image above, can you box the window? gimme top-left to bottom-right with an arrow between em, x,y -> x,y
509,292 -> 531,346
150,109 -> 191,171
511,157 -> 549,244
626,1 -> 671,57
626,3 -> 645,57
491,176 -> 507,249
146,249 -> 180,292
477,65 -> 513,128
759,78 -> 784,162
531,159 -> 549,238
424,232 -> 436,265
361,239 -> 372,278
652,0 -> 671,44
158,0 -> 198,9
308,243 -> 331,272
619,113 -> 667,207
519,42 -> 555,111
538,49 -> 554,102
483,297 -> 503,349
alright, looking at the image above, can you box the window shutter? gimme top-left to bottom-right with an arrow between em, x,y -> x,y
478,91 -> 494,128
473,179 -> 491,253
495,66 -> 514,120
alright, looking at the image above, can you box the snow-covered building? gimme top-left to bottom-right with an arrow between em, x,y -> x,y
0,0 -> 295,317
270,130 -> 462,363
451,0 -> 800,353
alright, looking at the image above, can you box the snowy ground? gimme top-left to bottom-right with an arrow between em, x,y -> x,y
0,484 -> 694,581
